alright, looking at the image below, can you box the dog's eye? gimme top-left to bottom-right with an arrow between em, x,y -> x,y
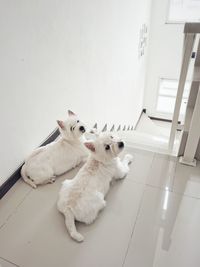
77,120 -> 79,123
105,145 -> 110,150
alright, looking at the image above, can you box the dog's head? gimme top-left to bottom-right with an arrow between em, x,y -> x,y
84,133 -> 124,163
57,110 -> 86,141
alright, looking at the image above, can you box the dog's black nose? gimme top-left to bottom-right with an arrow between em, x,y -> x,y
79,126 -> 85,133
118,141 -> 124,148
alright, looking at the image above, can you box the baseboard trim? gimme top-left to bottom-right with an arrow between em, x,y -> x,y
0,128 -> 60,199
149,116 -> 181,124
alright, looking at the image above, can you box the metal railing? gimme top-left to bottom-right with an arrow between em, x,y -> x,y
169,23 -> 200,157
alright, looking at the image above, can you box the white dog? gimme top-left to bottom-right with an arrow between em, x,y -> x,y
57,133 -> 133,242
21,110 -> 88,188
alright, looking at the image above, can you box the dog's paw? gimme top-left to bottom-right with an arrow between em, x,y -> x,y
124,154 -> 133,164
71,232 -> 84,242
32,183 -> 37,189
102,199 -> 106,208
50,178 -> 56,184
27,180 -> 37,189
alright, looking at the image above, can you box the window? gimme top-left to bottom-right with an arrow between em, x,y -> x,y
156,78 -> 190,116
167,0 -> 200,23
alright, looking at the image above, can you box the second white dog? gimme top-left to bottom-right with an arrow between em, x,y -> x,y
57,133 -> 133,242
21,110 -> 88,188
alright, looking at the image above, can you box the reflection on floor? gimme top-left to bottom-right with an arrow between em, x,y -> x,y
0,146 -> 200,267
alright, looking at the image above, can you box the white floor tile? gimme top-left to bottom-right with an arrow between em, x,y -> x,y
0,180 -> 32,228
146,154 -> 177,190
124,186 -> 200,267
2,147 -> 198,267
0,257 -> 19,267
173,160 -> 200,198
0,170 -> 144,267
123,147 -> 154,184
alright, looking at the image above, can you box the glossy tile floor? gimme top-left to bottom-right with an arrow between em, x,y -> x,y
0,147 -> 200,267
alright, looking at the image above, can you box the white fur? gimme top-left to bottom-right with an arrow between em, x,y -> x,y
21,111 -> 88,188
57,133 -> 133,242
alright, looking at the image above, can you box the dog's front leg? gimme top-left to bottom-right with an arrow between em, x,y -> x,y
114,154 -> 133,180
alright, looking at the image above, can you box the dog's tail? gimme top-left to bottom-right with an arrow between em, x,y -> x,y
64,207 -> 84,242
21,164 -> 37,189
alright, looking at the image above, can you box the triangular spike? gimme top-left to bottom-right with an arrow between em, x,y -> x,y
93,123 -> 97,129
131,126 -> 134,130
123,125 -> 126,131
110,124 -> 115,132
117,125 -> 121,131
127,125 -> 130,131
102,124 -> 107,132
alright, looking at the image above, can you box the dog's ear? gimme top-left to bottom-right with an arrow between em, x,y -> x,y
84,142 -> 95,152
57,120 -> 65,129
68,110 -> 76,117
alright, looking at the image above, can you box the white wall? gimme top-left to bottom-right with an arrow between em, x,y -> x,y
0,0 -> 151,185
144,0 -> 184,119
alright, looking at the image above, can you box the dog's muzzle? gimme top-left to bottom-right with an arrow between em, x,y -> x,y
79,126 -> 85,133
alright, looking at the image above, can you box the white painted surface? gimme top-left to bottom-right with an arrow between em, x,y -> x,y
156,78 -> 190,117
144,0 -> 185,119
167,0 -> 200,23
168,33 -> 195,150
0,0 -> 152,185
182,85 -> 200,164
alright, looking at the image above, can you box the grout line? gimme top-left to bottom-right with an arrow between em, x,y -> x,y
169,159 -> 200,199
0,185 -> 32,231
126,153 -> 199,199
124,151 -> 155,186
0,222 -> 6,230
0,256 -> 20,267
122,181 -> 200,265
171,159 -> 178,192
171,190 -> 200,200
145,183 -> 200,200
121,184 -> 147,267
145,155 -> 177,192
14,186 -> 33,211
142,152 -> 156,184
122,152 -> 155,267
145,183 -> 173,193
